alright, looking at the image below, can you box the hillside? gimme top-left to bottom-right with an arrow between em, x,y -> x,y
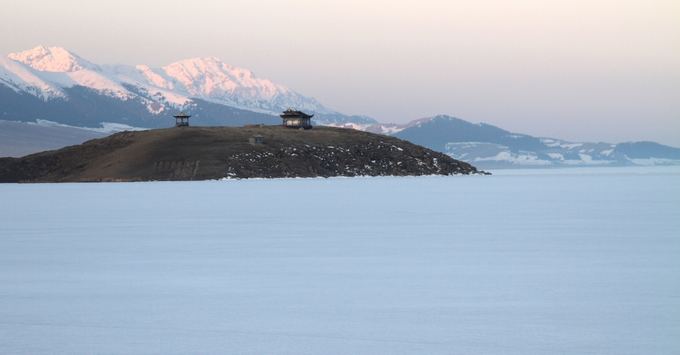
0,126 -> 481,182
394,115 -> 680,168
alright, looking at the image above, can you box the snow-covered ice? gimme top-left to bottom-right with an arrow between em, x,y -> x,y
1,167 -> 679,354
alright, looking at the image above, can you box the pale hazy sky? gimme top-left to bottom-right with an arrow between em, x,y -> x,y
1,0 -> 679,145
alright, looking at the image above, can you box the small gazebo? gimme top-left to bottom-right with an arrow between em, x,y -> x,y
173,112 -> 191,127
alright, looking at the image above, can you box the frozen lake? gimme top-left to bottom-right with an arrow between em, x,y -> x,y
1,167 -> 679,354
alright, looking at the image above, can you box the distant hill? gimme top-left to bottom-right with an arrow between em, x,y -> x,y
393,115 -> 680,168
0,120 -> 105,157
0,126 -> 480,182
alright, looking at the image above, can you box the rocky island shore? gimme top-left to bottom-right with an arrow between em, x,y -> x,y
0,126 -> 483,182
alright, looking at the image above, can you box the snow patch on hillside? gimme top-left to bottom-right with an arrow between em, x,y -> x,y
474,151 -> 552,166
32,119 -> 146,133
626,157 -> 680,166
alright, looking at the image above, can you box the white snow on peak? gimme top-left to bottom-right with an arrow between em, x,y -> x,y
102,64 -> 189,106
135,64 -> 174,90
155,56 -> 327,113
4,46 -> 131,100
8,46 -> 98,73
161,57 -> 289,105
0,57 -> 65,99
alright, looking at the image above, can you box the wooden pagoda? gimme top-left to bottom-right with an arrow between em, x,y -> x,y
280,109 -> 313,129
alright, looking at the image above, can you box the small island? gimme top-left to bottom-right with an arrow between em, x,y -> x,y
0,125 -> 483,183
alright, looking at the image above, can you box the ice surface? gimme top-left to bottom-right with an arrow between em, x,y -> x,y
1,167 -> 679,354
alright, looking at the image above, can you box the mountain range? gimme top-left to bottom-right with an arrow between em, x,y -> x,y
0,46 -> 374,128
390,116 -> 680,168
1,46 -> 679,168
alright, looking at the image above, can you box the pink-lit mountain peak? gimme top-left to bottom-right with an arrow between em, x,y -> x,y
7,46 -> 99,73
161,56 -> 284,98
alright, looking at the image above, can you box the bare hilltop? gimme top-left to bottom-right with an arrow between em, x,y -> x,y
0,126 -> 482,182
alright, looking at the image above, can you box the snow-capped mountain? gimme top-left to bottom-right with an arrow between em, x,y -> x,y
394,115 -> 680,168
0,46 -> 374,127
3,47 -> 131,101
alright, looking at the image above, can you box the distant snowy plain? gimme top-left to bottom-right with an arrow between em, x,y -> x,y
1,167 -> 679,354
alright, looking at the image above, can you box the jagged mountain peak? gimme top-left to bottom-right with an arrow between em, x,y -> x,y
7,46 -> 99,73
168,56 -> 230,67
163,56 -> 258,80
161,56 -> 285,99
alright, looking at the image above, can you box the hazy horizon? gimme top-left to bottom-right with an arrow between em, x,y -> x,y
1,0 -> 678,146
